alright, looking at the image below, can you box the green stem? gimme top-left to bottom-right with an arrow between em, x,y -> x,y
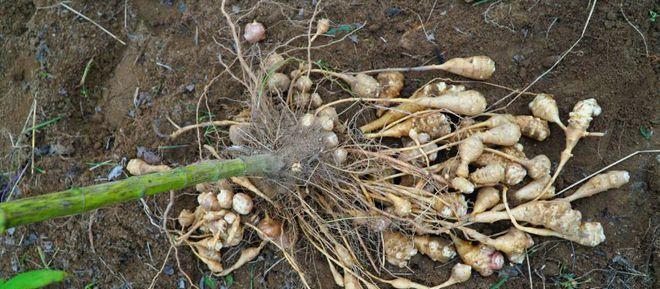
0,154 -> 284,233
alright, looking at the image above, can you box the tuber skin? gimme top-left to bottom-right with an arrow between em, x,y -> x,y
472,187 -> 500,215
178,209 -> 195,228
364,112 -> 451,139
198,192 -> 222,211
219,242 -> 265,276
432,193 -> 468,219
126,159 -> 170,176
263,52 -> 284,72
474,122 -> 522,146
539,99 -> 602,200
216,189 -> 234,209
456,136 -> 484,178
413,90 -> 487,116
267,72 -> 291,93
386,193 -> 413,217
512,175 -> 555,202
359,81 -> 463,132
312,70 -> 380,98
472,200 -> 606,246
377,71 -> 405,99
515,115 -> 550,141
461,227 -> 534,264
362,56 -> 496,80
450,234 -> 504,276
529,94 -> 566,130
561,170 -> 630,202
384,231 -> 418,268
451,177 -> 475,194
413,235 -> 456,263
469,163 -> 505,185
232,193 -> 254,215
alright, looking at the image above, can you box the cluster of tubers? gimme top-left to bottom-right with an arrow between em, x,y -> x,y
160,17 -> 631,288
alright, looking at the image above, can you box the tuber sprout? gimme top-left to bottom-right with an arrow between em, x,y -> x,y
244,21 -> 266,43
126,159 -> 170,176
384,231 -> 418,268
450,234 -> 504,276
413,235 -> 456,263
561,170 -> 630,202
232,193 -> 253,215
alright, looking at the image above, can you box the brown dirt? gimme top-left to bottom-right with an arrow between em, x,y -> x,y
0,0 -> 658,288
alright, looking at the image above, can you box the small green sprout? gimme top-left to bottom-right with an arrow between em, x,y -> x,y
0,269 -> 67,289
649,10 -> 658,22
639,125 -> 653,139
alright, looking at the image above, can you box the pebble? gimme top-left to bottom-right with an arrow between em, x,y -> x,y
164,264 -> 175,276
107,165 -> 124,180
178,278 -> 186,289
185,84 -> 195,93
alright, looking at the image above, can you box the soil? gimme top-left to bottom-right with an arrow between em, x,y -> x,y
0,0 -> 658,288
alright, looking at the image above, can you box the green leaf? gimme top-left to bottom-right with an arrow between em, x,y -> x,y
202,275 -> 217,289
224,274 -> 234,287
2,269 -> 67,289
489,276 -> 509,289
650,10 -> 658,22
640,125 -> 653,139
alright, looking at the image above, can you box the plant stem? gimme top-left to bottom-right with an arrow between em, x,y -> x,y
0,154 -> 284,232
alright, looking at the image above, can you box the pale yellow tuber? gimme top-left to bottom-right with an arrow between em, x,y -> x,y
472,187 -> 500,215
178,209 -> 195,228
456,136 -> 484,178
474,122 -> 522,146
386,193 -> 413,217
472,200 -> 606,246
461,227 -> 534,264
437,56 -> 496,80
232,193 -> 253,215
267,72 -> 290,93
126,159 -> 170,176
384,231 -> 418,268
216,189 -> 234,209
365,111 -> 451,139
450,177 -> 475,194
263,52 -> 284,72
377,71 -> 405,99
412,90 -> 487,116
198,192 -> 222,211
219,242 -> 265,276
515,115 -> 550,141
562,170 -> 630,202
432,193 -> 468,219
450,234 -> 504,276
469,163 -> 505,185
512,175 -> 555,201
413,235 -> 456,263
529,94 -> 565,129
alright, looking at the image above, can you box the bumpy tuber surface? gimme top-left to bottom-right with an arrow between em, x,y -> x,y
562,170 -> 630,202
413,235 -> 456,263
456,136 -> 484,178
450,234 -> 504,276
437,56 -> 496,80
244,21 -> 266,43
377,71 -> 405,99
384,231 -> 418,268
529,94 -> 565,129
515,115 -> 550,141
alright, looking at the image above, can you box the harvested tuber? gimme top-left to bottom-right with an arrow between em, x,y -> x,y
413,235 -> 456,263
377,71 -> 405,99
461,227 -> 533,264
432,193 -> 468,219
232,193 -> 253,215
219,242 -> 265,276
512,175 -> 555,202
198,192 -> 222,211
384,231 -> 418,267
472,187 -> 500,215
529,94 -> 565,130
365,111 -> 451,139
216,189 -> 234,209
450,234 -> 504,276
178,209 -> 195,228
515,115 -> 550,141
562,170 -> 630,202
451,177 -> 475,194
469,163 -> 505,185
474,122 -> 522,146
126,159 -> 170,176
366,56 -> 496,80
456,136 -> 484,178
244,21 -> 266,43
472,200 -> 605,246
267,72 -> 291,93
313,70 -> 380,98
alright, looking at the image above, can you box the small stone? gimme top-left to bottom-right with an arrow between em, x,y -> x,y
6,227 -> 15,235
386,7 -> 402,17
164,264 -> 175,276
178,278 -> 186,289
137,146 -> 161,164
512,54 -> 524,63
107,165 -> 124,180
185,84 -> 195,93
